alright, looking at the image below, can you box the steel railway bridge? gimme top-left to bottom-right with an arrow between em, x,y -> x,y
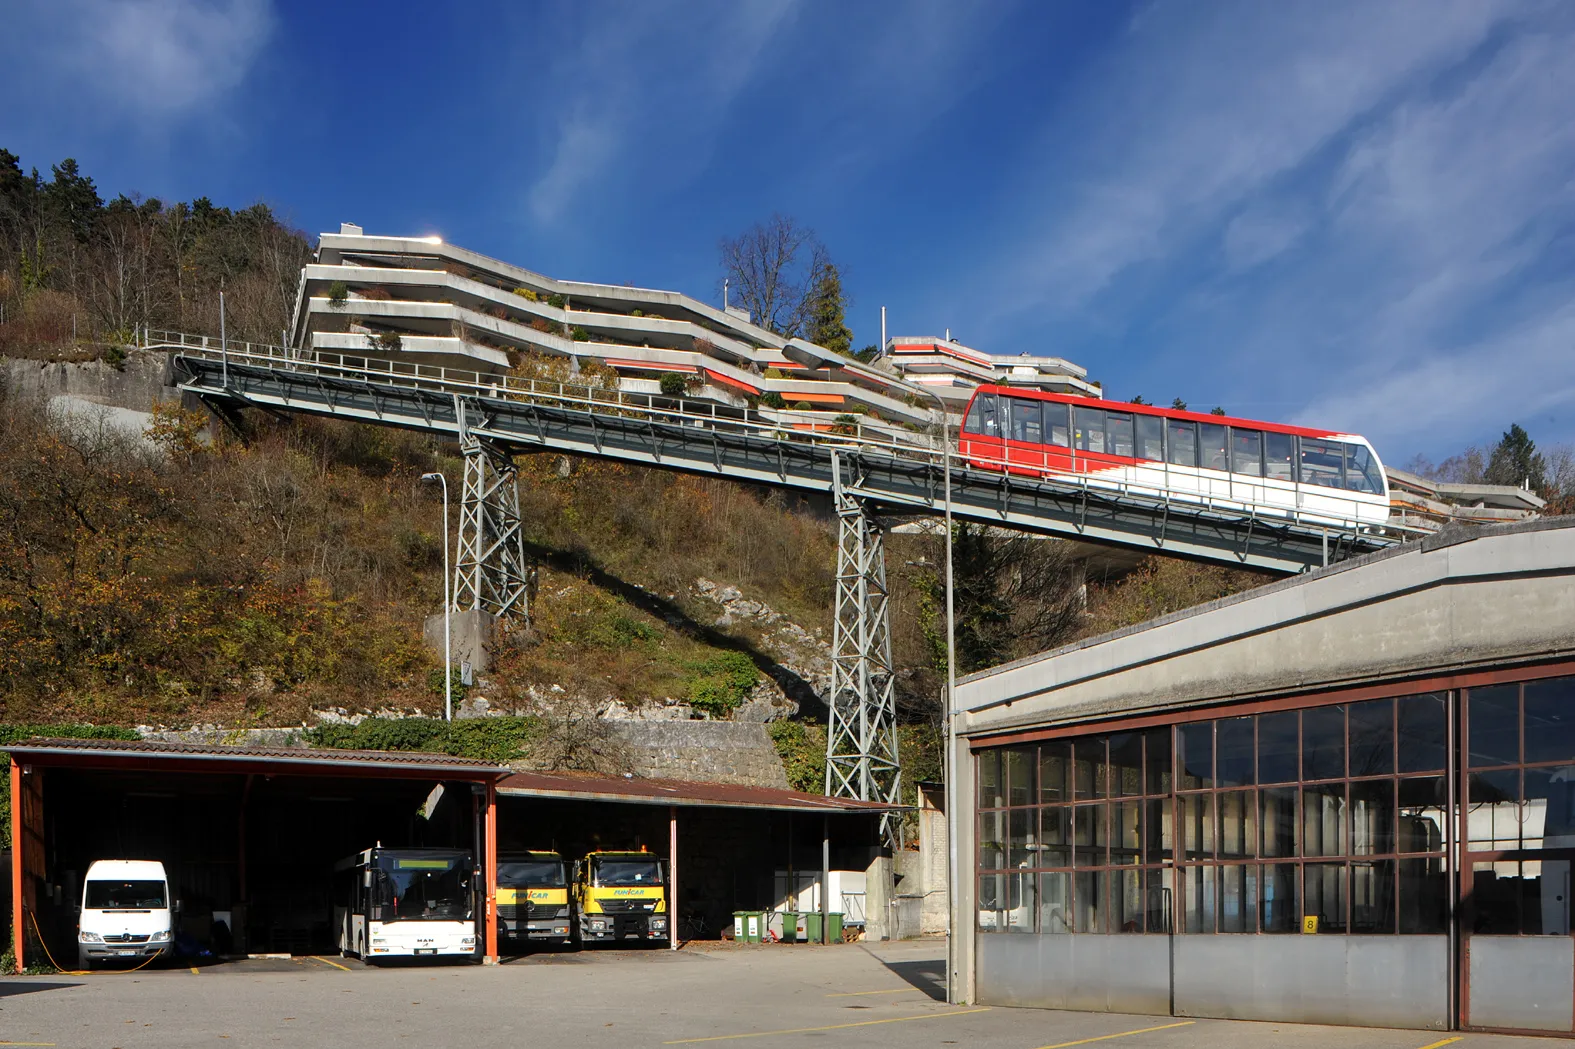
153,333 -> 1412,843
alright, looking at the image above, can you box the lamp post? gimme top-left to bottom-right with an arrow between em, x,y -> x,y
912,383 -> 959,1005
421,472 -> 453,722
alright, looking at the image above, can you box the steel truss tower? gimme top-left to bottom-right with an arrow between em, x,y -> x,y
454,398 -> 532,621
825,451 -> 903,848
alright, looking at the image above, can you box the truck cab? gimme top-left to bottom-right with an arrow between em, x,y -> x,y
573,850 -> 668,945
77,860 -> 175,969
497,851 -> 572,946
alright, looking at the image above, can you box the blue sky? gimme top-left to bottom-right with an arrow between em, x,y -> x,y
4,0 -> 1575,463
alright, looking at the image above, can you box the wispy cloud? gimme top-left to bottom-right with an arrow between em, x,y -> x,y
3,0 -> 274,120
953,0 -> 1575,456
521,0 -> 798,224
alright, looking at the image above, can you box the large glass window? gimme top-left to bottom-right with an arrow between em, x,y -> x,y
1045,404 -> 1071,448
965,393 -> 999,437
1345,443 -> 1384,494
979,690 -> 1457,937
1463,676 -> 1575,935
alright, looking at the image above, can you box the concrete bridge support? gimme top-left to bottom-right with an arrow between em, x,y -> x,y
825,452 -> 903,849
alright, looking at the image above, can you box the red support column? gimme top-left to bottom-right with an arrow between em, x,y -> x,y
10,758 -> 22,973
484,781 -> 498,963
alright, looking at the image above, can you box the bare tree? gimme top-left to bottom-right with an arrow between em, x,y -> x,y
717,214 -> 828,338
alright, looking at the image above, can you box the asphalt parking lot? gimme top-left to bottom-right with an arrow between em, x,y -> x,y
0,939 -> 1561,1049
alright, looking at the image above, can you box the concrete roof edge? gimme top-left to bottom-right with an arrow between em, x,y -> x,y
956,515 -> 1575,690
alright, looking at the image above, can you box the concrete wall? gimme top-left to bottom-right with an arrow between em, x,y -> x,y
605,721 -> 789,789
2,350 -> 181,413
957,521 -> 1575,739
977,933 -> 1449,1030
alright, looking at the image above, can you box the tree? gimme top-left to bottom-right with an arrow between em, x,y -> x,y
1485,423 -> 1546,490
1130,395 -> 1150,405
805,261 -> 852,355
1210,406 -> 1226,416
1172,398 -> 1188,411
717,214 -> 828,338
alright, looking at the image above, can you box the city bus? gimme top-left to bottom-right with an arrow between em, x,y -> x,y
334,846 -> 478,961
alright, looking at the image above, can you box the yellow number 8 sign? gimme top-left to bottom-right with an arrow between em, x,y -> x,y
1302,915 -> 1319,934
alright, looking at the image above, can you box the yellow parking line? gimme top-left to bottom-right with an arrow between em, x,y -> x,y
663,1007 -> 990,1043
1415,1040 -> 1461,1049
308,955 -> 351,972
826,987 -> 923,996
1033,1020 -> 1195,1049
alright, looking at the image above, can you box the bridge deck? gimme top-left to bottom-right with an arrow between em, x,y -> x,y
162,340 -> 1410,574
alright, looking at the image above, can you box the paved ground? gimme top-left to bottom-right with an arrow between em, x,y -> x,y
0,939 -> 1559,1049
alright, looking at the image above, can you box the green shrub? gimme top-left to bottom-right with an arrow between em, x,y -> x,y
546,294 -> 566,309
102,345 -> 127,370
659,373 -> 686,397
768,720 -> 826,793
760,391 -> 786,409
763,367 -> 785,379
791,401 -> 814,411
307,716 -> 538,764
684,651 -> 759,718
630,309 -> 643,317
571,327 -> 591,342
327,281 -> 349,309
512,287 -> 539,302
830,414 -> 860,435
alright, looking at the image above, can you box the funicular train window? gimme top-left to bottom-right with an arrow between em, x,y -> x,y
965,393 -> 1001,437
1009,398 -> 1043,444
1046,404 -> 1072,448
1264,432 -> 1295,481
1199,423 -> 1229,472
1167,420 -> 1198,467
1299,437 -> 1345,488
1344,444 -> 1383,494
1074,407 -> 1106,454
1231,429 -> 1264,477
1136,415 -> 1164,462
1105,412 -> 1136,458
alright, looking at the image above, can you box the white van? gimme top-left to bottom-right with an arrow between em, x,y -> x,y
77,860 -> 175,969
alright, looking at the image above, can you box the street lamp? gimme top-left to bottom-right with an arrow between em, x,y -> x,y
909,382 -> 959,1005
420,472 -> 453,722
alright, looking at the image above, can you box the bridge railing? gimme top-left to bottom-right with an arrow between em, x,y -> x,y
154,333 -> 1423,544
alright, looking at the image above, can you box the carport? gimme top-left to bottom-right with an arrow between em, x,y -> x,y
8,738 -> 510,971
494,771 -> 898,946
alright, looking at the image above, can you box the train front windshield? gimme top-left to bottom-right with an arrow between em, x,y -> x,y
378,855 -> 473,921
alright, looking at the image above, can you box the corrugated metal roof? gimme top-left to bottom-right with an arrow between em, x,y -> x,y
497,770 -> 902,812
5,737 -> 508,776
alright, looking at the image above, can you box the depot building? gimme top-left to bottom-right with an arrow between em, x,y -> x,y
950,517 -> 1575,1037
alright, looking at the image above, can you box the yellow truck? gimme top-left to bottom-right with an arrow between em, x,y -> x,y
496,851 -> 572,946
572,849 -> 668,945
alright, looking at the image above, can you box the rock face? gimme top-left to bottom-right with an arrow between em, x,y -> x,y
692,578 -> 832,722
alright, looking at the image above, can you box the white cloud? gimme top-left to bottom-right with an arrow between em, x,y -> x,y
16,0 -> 274,119
523,0 -> 798,224
981,0 -> 1520,318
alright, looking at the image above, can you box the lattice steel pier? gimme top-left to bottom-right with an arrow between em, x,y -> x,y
454,398 -> 532,622
825,451 -> 903,848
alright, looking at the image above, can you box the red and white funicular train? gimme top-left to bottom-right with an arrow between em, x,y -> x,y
958,386 -> 1390,528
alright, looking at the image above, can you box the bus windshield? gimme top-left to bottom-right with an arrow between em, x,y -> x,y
377,855 -> 472,921
85,880 -> 166,909
497,861 -> 565,887
594,859 -> 662,887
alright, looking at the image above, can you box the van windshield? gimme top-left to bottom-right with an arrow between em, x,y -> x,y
85,880 -> 166,909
